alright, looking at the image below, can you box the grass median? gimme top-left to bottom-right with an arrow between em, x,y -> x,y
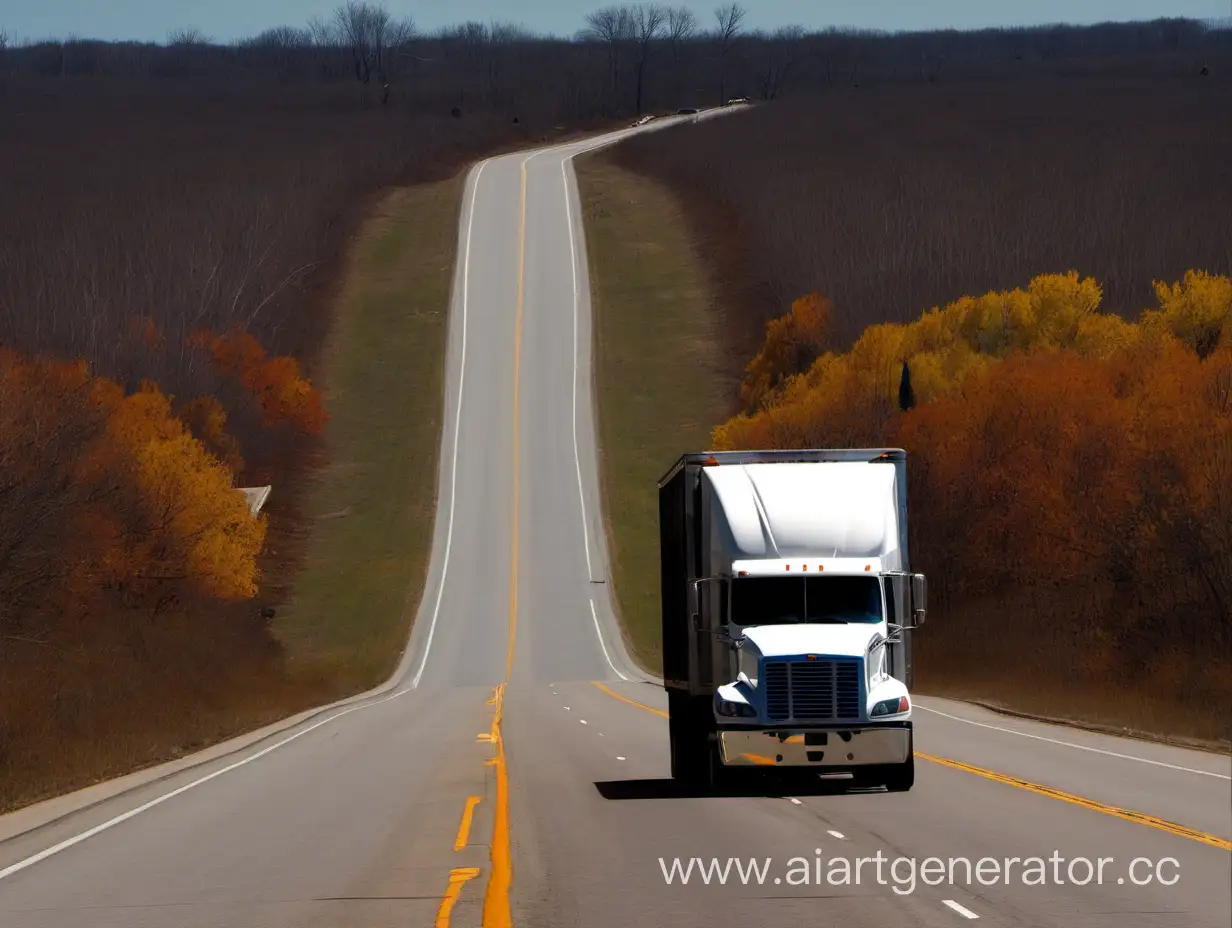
576,152 -> 737,673
273,173 -> 465,694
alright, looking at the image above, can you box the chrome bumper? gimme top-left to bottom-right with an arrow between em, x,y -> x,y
718,727 -> 910,768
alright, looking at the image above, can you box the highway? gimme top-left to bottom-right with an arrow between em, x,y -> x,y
0,122 -> 1229,928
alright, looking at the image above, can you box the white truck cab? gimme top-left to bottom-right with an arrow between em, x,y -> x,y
658,450 -> 926,792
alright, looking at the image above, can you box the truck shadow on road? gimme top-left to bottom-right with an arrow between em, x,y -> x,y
594,778 -> 876,800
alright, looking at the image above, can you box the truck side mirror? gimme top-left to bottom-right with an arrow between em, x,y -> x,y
910,573 -> 927,626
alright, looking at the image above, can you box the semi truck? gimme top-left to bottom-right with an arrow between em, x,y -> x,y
658,449 -> 926,792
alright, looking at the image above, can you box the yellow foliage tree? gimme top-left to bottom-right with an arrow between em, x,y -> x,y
1145,270 -> 1231,358
101,383 -> 265,602
739,292 -> 833,412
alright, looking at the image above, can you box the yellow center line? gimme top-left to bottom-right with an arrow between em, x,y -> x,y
588,680 -> 1232,851
916,752 -> 1232,851
453,796 -> 483,851
436,867 -> 481,928
590,680 -> 667,718
481,156 -> 531,928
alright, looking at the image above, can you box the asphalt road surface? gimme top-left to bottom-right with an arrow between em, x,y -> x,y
1,122 -> 1229,928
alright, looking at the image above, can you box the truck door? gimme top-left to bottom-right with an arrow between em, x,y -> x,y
707,580 -> 735,688
694,579 -> 715,691
884,575 -> 913,689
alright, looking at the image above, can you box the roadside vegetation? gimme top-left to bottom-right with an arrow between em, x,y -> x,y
576,154 -> 736,667
716,272 -> 1231,742
273,177 -> 464,696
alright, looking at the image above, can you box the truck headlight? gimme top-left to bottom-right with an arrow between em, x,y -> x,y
715,697 -> 757,718
870,696 -> 910,717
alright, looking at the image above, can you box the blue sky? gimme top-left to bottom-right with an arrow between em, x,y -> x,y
0,1 -> 1227,43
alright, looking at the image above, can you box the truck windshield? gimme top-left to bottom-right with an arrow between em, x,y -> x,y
730,576 -> 883,625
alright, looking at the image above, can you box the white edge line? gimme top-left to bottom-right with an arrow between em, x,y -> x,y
917,704 -> 1231,780
590,599 -> 633,682
827,829 -> 846,839
559,136 -> 641,685
0,684 -> 412,882
563,148 -> 596,583
408,159 -> 488,689
942,899 -> 980,919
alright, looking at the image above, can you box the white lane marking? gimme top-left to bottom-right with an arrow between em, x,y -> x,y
788,798 -> 803,805
0,683 -> 414,883
562,150 -> 595,584
580,719 -> 588,725
589,599 -> 634,683
942,900 -> 980,919
617,756 -> 627,761
564,706 -> 571,711
559,140 -> 637,684
408,160 -> 488,689
827,830 -> 846,839
917,704 -> 1231,779
597,732 -> 604,737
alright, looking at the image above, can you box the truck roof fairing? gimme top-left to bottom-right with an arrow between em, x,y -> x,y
703,461 -> 903,574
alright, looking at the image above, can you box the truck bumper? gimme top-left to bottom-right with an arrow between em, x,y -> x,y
718,724 -> 911,768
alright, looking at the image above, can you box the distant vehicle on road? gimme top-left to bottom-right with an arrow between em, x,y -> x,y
630,115 -> 655,127
659,450 -> 926,794
725,97 -> 751,105
676,107 -> 699,115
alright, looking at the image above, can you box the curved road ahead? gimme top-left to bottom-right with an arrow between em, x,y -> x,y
1,124 -> 1229,928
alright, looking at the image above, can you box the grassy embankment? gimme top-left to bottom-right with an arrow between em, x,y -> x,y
575,153 -> 737,671
273,175 -> 465,695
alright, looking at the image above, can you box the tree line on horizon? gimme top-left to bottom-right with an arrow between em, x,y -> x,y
1,4 -> 1228,117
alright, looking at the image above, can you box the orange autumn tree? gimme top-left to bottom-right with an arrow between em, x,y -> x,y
739,291 -> 834,412
0,352 -> 267,623
92,381 -> 266,603
193,329 -> 326,435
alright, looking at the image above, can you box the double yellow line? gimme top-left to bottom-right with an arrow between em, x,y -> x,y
588,683 -> 1232,852
434,153 -> 531,928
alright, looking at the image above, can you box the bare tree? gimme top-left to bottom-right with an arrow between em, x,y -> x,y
714,2 -> 746,103
333,1 -> 394,84
755,24 -> 804,101
666,5 -> 697,56
633,4 -> 667,115
582,5 -> 635,111
244,26 -> 314,48
167,27 -> 210,46
306,16 -> 337,46
0,28 -> 9,51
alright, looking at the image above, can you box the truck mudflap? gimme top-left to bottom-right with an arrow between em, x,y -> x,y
718,726 -> 911,768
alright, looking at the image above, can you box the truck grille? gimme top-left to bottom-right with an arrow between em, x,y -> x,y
763,659 -> 862,721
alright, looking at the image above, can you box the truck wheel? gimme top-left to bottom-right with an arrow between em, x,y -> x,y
669,692 -> 710,784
